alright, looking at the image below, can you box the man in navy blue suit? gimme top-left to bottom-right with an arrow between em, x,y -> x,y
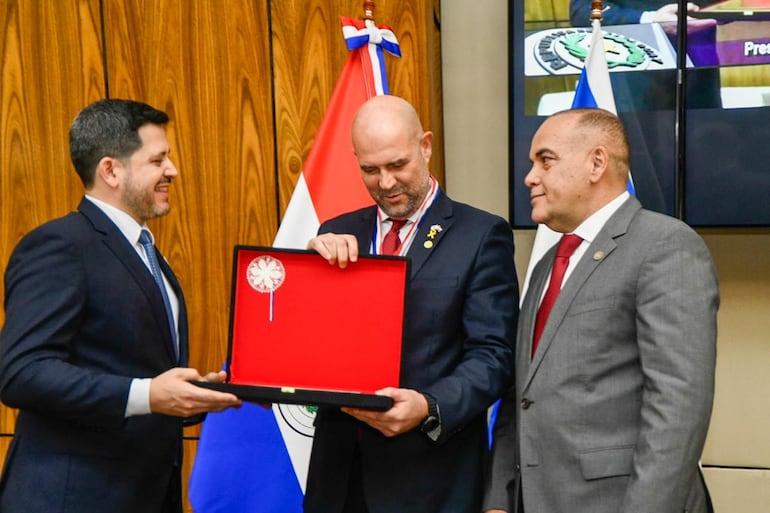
303,95 -> 519,513
0,99 -> 241,513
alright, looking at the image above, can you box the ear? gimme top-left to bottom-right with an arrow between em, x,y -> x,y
588,145 -> 609,184
420,131 -> 433,164
95,157 -> 122,189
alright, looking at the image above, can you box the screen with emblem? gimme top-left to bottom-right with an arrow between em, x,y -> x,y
510,0 -> 770,227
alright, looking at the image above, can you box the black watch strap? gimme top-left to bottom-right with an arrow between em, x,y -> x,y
420,393 -> 441,437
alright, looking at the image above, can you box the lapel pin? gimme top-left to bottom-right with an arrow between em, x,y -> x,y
424,224 -> 442,247
593,251 -> 605,261
427,224 -> 443,240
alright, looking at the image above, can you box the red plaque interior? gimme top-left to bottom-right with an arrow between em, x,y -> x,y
226,246 -> 408,395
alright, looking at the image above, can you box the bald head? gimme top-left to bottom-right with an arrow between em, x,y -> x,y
548,108 -> 630,185
352,95 -> 425,151
350,95 -> 433,220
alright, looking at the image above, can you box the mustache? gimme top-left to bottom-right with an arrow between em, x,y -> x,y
378,186 -> 405,196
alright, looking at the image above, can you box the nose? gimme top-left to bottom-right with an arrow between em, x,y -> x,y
165,158 -> 179,177
524,165 -> 538,188
379,170 -> 397,190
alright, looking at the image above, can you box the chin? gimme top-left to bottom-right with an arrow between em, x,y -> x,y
152,205 -> 171,218
378,204 -> 402,219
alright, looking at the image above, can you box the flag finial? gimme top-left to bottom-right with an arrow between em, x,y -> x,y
591,0 -> 603,21
363,1 -> 375,21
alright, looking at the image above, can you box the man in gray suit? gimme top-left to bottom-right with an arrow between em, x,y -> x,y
484,108 -> 719,513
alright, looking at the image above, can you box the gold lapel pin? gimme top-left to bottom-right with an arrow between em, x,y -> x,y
593,251 -> 605,261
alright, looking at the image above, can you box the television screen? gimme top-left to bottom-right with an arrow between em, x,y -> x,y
510,0 -> 770,228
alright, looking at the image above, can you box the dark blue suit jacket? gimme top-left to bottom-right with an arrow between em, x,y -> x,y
304,191 -> 518,513
0,198 -> 188,513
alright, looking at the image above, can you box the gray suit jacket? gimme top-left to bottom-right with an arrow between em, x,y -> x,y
484,197 -> 719,513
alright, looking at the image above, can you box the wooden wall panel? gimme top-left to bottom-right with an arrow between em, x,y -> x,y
270,0 -> 353,219
0,435 -> 10,474
102,0 -> 277,377
0,0 -> 104,433
270,0 -> 444,222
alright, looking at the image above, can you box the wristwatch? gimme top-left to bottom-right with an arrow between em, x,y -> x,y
420,393 -> 440,434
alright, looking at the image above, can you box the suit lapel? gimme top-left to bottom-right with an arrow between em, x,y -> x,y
79,199 -> 179,362
523,197 -> 641,389
405,191 -> 453,277
351,192 -> 453,278
349,207 -> 378,256
518,246 -> 554,377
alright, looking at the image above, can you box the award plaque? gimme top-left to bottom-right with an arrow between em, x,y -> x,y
195,246 -> 410,411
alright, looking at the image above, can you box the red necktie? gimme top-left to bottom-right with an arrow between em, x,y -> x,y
531,234 -> 583,358
381,219 -> 407,255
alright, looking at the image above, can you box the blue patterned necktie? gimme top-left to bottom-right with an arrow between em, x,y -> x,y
139,229 -> 178,360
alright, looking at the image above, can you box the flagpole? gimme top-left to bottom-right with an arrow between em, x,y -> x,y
675,0 -> 687,220
363,0 -> 375,20
591,0 -> 603,21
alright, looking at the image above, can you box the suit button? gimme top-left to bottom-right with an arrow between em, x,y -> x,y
521,398 -> 533,409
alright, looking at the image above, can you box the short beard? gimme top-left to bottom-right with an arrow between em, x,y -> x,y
376,174 -> 432,219
123,173 -> 169,223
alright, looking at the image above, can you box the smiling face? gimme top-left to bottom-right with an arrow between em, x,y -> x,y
525,114 -> 596,233
352,96 -> 433,220
116,124 -> 178,224
525,108 -> 632,233
355,128 -> 433,220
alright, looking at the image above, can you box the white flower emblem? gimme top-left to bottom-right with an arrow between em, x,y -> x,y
247,256 -> 286,293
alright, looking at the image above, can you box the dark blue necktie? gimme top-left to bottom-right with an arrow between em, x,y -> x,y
139,229 -> 178,360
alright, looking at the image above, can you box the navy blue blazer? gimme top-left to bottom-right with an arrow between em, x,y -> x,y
304,191 -> 518,513
0,198 -> 188,513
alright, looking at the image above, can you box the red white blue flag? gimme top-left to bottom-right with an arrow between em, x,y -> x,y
188,17 -> 400,513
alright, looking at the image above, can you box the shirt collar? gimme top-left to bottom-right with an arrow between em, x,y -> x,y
84,195 -> 150,245
572,191 -> 630,244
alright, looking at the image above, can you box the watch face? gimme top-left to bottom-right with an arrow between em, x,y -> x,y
421,415 -> 439,433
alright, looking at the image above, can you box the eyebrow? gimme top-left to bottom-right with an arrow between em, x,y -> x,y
147,149 -> 170,160
360,157 -> 410,170
532,148 -> 556,162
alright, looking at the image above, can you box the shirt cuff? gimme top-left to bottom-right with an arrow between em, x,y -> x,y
640,11 -> 655,23
125,378 -> 152,417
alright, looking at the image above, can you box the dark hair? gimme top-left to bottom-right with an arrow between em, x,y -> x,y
69,99 -> 169,187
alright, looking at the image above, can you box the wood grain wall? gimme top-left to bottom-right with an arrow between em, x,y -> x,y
0,1 -> 442,511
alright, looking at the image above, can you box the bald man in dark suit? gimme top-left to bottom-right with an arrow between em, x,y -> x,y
303,95 -> 519,513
